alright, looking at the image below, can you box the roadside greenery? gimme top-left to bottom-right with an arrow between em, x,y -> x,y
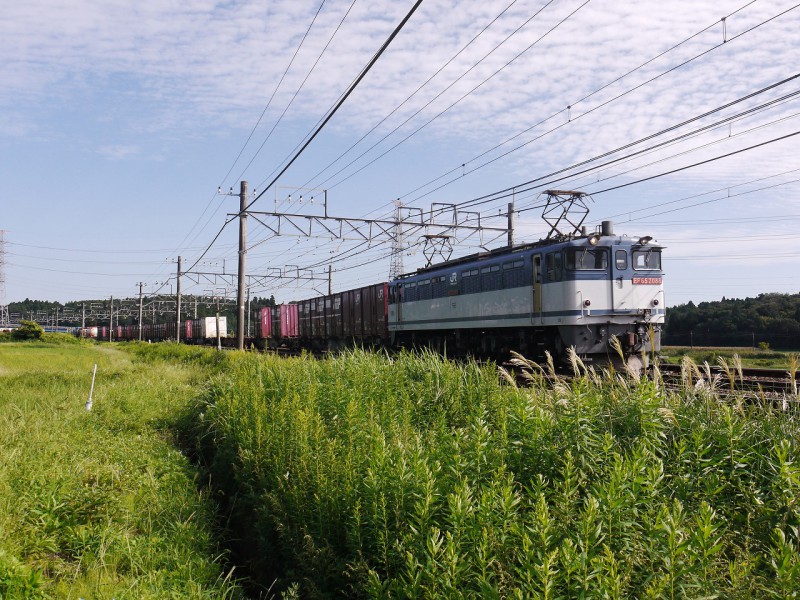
179,347 -> 800,598
0,342 -> 241,599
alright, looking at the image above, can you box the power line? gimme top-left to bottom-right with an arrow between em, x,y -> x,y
169,1 -> 330,273
232,0 -> 359,185
181,0 -> 424,290
591,130 -> 800,195
247,0 -> 425,212
398,1 -> 798,205
293,0 -> 528,190
319,0 -> 591,192
413,73 -> 800,216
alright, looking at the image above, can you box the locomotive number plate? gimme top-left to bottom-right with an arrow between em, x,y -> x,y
632,277 -> 662,285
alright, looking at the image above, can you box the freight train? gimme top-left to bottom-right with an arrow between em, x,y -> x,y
85,220 -> 664,366
258,220 -> 665,366
80,317 -> 228,343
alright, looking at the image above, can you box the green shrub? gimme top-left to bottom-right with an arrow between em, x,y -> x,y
185,350 -> 800,597
10,320 -> 44,341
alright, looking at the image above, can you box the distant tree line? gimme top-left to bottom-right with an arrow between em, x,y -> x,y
664,293 -> 800,349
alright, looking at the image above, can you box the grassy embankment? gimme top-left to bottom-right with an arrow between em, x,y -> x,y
178,346 -> 800,598
0,338 -> 241,599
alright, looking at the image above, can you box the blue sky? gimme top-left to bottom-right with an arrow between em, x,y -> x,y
2,0 -> 799,307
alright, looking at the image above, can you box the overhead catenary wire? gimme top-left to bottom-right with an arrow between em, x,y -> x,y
404,73 -> 800,217
152,3 -> 800,304
246,0 -> 425,213
293,0 -> 530,191
317,0 -> 591,192
397,1 -> 798,206
178,0 -> 424,292
162,0 -> 331,280
231,0 -> 359,185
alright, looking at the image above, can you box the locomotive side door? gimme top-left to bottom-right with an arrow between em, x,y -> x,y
532,255 -> 542,324
395,283 -> 402,328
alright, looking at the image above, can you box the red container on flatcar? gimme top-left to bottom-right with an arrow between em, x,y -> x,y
281,304 -> 299,337
260,307 -> 272,338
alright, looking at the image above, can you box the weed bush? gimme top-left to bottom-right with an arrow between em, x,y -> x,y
183,348 -> 800,597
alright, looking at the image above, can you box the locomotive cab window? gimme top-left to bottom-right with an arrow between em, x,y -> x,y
632,249 -> 661,270
546,252 -> 562,282
615,250 -> 627,270
565,248 -> 608,270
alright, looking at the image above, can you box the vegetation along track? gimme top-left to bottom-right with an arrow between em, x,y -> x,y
658,362 -> 800,397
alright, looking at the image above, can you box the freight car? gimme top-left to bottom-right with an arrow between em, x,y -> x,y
259,220 -> 664,366
110,316 -> 228,343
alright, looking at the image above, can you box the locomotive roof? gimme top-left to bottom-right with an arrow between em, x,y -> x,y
398,232 -> 661,279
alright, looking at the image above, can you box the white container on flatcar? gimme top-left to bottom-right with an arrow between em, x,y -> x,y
197,316 -> 227,339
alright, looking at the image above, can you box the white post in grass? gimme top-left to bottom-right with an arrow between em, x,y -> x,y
86,364 -> 97,411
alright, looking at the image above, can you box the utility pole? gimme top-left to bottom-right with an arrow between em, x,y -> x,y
328,265 -> 332,295
215,296 -> 222,351
236,180 -> 248,350
246,287 -> 251,339
176,256 -> 182,342
109,296 -> 113,342
0,231 -> 8,327
138,283 -> 143,341
81,303 -> 85,333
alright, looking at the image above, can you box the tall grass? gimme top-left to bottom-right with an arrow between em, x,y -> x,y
0,342 -> 242,599
179,347 -> 800,597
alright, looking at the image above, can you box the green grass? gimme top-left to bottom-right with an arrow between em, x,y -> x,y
661,345 -> 797,369
5,340 -> 799,598
0,341 -> 242,599
174,347 -> 800,598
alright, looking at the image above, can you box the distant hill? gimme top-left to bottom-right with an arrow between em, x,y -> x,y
664,293 -> 800,349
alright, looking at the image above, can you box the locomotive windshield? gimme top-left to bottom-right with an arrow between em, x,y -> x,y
565,248 -> 608,270
632,249 -> 661,270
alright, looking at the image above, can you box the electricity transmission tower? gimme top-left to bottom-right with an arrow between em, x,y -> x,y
389,199 -> 404,279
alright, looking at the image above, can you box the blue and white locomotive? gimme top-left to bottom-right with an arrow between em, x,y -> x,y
388,220 -> 664,365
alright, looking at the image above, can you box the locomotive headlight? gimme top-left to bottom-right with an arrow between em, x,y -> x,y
652,298 -> 659,306
588,234 -> 600,246
583,299 -> 591,307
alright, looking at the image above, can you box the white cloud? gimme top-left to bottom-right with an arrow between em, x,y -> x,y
3,0 -> 800,302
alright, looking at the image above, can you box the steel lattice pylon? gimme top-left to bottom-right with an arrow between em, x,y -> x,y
389,200 -> 404,279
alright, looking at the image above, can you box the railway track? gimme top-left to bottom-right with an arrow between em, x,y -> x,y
656,362 -> 799,397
